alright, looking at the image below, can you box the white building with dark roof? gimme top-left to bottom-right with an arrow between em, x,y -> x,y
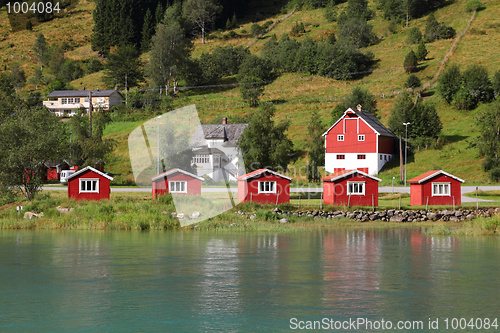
190,117 -> 248,182
43,89 -> 123,116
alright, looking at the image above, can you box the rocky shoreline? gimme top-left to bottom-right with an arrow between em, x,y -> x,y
237,207 -> 500,223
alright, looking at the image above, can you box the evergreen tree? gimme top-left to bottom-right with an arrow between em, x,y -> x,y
492,70 -> 500,98
405,74 -> 421,89
155,2 -> 164,25
437,64 -> 462,104
32,32 -> 48,71
406,27 -> 422,44
477,100 -> 500,181
403,50 -> 418,73
141,8 -> 155,52
415,40 -> 427,61
10,62 -> 26,92
104,45 -> 144,89
337,18 -> 376,49
306,111 -> 326,182
237,104 -> 295,171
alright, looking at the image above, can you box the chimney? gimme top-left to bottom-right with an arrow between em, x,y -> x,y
356,104 -> 362,112
222,117 -> 227,124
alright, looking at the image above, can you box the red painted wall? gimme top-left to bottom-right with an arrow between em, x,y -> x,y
325,115 -> 378,154
323,173 -> 378,206
378,135 -> 394,154
68,170 -> 111,201
410,174 -> 462,206
239,173 -> 290,204
47,169 -> 59,180
152,172 -> 201,198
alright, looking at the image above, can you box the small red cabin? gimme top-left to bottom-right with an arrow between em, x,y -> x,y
322,169 -> 380,206
408,170 -> 464,206
151,168 -> 204,198
237,169 -> 292,204
67,166 -> 113,201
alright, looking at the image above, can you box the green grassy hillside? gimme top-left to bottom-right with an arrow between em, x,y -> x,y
1,0 -> 499,185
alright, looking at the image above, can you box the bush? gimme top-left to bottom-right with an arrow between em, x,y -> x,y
290,22 -> 306,36
437,64 -> 462,103
405,74 -> 421,88
403,50 -> 418,73
492,70 -> 500,97
465,0 -> 485,12
425,14 -> 456,42
85,58 -> 103,75
406,27 -> 422,44
415,41 -> 427,61
251,23 -> 264,36
324,0 -> 338,22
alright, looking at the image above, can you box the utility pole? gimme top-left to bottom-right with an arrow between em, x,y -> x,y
399,135 -> 403,181
403,122 -> 411,186
88,90 -> 93,137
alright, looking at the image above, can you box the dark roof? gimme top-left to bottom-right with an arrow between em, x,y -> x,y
190,123 -> 248,147
355,110 -> 396,138
193,146 -> 225,155
46,90 -> 122,98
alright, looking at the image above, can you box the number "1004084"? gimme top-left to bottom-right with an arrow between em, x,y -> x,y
6,2 -> 60,14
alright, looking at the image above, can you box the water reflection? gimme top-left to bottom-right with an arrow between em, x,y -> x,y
0,230 -> 499,332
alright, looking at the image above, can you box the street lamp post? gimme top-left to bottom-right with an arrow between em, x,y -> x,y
392,176 -> 395,193
403,122 -> 411,186
157,116 -> 161,175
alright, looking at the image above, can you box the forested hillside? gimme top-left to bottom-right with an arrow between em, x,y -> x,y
0,0 -> 499,186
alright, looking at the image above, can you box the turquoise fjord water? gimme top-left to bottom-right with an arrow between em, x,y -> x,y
0,230 -> 499,333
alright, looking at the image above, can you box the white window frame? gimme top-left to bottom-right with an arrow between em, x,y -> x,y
337,135 -> 344,141
79,179 -> 99,193
358,135 -> 365,141
347,181 -> 365,195
169,181 -> 187,194
258,181 -> 276,194
432,182 -> 451,196
336,154 -> 345,160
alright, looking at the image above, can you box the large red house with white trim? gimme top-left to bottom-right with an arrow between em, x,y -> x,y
237,169 -> 292,204
323,106 -> 396,175
408,170 -> 464,206
322,169 -> 380,206
151,168 -> 204,198
67,166 -> 113,201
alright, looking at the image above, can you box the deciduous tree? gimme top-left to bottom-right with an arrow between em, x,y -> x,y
183,0 -> 221,44
477,100 -> 500,181
306,111 -> 326,182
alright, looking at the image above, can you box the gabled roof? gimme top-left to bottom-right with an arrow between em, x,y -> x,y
322,108 -> 396,138
192,146 -> 225,155
151,168 -> 204,182
237,168 -> 293,181
190,123 -> 248,147
322,169 -> 381,182
408,170 -> 465,184
46,89 -> 122,98
67,166 -> 114,181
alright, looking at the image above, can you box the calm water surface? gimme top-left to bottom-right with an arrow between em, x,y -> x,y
0,229 -> 499,332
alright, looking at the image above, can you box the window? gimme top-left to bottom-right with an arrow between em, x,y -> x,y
336,155 -> 345,160
258,181 -> 276,194
347,182 -> 365,195
169,181 -> 187,193
380,155 -> 383,160
61,98 -> 68,104
357,155 -> 366,160
79,179 -> 99,193
432,183 -> 450,196
192,155 -> 209,164
358,135 -> 365,141
337,135 -> 344,141
84,98 -> 89,103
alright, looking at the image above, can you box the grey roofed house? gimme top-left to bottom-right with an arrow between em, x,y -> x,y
45,89 -> 122,98
43,89 -> 123,117
190,122 -> 249,148
354,109 -> 397,138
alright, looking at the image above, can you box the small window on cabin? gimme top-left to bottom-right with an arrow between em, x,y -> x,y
347,182 -> 365,195
357,155 -> 366,160
169,181 -> 187,193
79,179 -> 99,193
432,183 -> 450,196
336,155 -> 345,160
258,181 -> 276,194
337,135 -> 344,141
358,135 -> 365,141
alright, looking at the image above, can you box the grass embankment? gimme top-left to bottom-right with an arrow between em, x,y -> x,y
1,191 -> 499,235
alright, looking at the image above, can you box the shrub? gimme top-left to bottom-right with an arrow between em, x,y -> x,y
465,0 -> 484,12
290,22 -> 306,36
415,41 -> 427,61
437,64 -> 462,103
251,23 -> 264,36
425,14 -> 456,42
406,27 -> 422,44
492,70 -> 500,97
405,74 -> 421,88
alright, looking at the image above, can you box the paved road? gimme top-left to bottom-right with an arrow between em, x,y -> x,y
42,185 -> 499,203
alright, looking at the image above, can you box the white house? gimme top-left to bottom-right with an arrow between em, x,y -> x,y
190,118 -> 248,182
43,89 -> 123,116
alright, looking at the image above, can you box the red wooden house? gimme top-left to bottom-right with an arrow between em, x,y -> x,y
151,168 -> 204,198
237,169 -> 292,204
408,170 -> 464,206
322,106 -> 396,175
67,166 -> 113,201
322,169 -> 381,206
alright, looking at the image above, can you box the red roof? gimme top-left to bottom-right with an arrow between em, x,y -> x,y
151,168 -> 204,182
237,168 -> 292,181
408,170 -> 465,184
322,169 -> 381,182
